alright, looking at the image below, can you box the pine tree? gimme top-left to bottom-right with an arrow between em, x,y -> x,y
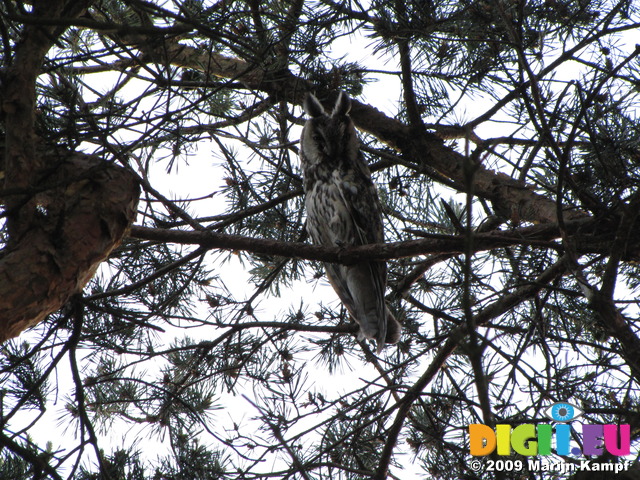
1,1 -> 640,479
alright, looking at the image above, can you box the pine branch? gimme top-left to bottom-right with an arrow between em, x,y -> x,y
0,432 -> 64,480
129,217 -> 637,264
121,34 -> 588,225
374,255 -> 569,479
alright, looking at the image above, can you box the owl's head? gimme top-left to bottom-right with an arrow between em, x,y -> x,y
300,92 -> 359,165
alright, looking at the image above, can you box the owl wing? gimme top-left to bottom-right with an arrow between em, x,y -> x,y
328,156 -> 384,246
320,162 -> 390,351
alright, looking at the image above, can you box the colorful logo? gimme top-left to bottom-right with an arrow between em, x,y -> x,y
469,402 -> 630,457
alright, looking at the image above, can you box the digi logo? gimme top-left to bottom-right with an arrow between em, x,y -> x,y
469,402 -> 630,457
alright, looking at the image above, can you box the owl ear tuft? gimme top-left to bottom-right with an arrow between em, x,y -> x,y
304,93 -> 325,118
332,91 -> 351,117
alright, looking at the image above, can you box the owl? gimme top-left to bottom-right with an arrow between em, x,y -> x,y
299,91 -> 401,353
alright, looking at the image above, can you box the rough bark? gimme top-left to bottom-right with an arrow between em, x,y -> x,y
0,1 -> 140,341
0,152 -> 139,342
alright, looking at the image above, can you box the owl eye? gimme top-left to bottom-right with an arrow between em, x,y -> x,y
312,134 -> 323,144
543,402 -> 584,422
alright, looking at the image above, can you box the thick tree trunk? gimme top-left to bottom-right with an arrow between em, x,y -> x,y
0,152 -> 139,341
0,0 -> 139,341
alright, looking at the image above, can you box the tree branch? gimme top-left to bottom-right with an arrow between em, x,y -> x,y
374,255 -> 569,479
129,217 -> 632,265
119,36 -> 587,226
0,431 -> 64,480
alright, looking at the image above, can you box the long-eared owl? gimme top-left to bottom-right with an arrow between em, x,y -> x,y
299,92 -> 401,353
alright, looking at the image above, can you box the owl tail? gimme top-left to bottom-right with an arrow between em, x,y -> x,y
358,306 -> 401,354
326,262 -> 402,353
371,308 -> 401,354
344,268 -> 390,352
